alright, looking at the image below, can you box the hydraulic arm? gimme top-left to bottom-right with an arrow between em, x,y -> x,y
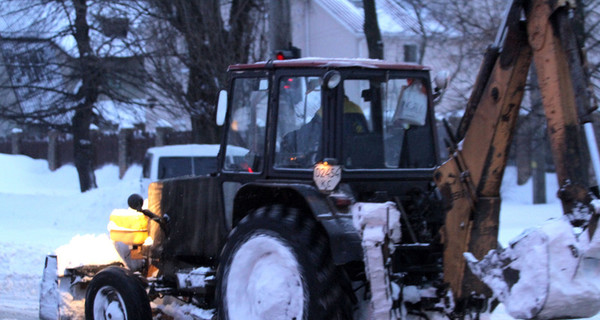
434,0 -> 598,306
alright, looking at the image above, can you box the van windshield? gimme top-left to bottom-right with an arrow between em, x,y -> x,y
193,157 -> 219,175
158,157 -> 218,179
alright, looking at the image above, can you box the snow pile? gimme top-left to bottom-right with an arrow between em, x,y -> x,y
467,216 -> 600,319
0,155 -> 141,319
154,296 -> 215,319
0,154 -> 79,195
38,255 -> 58,319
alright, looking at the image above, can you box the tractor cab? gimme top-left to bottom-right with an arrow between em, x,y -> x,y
217,59 -> 440,202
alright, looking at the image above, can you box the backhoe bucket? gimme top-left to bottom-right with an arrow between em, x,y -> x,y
465,216 -> 600,319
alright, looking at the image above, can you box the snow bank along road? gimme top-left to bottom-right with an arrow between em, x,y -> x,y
0,154 -> 141,319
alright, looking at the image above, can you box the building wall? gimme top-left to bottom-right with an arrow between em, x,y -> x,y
384,35 -> 419,63
292,0 -> 365,58
291,0 -> 415,63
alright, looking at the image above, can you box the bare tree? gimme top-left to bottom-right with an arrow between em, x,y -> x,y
363,0 -> 384,59
140,0 -> 267,143
577,0 -> 600,97
0,0 -> 149,192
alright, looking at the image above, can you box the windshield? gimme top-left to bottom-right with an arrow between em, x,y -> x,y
275,76 -> 322,169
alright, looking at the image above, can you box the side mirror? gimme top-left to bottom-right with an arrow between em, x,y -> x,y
216,90 -> 228,126
128,194 -> 144,212
434,70 -> 450,91
433,70 -> 450,104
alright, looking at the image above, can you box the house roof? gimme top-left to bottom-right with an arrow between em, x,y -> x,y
377,0 -> 420,34
317,0 -> 364,34
316,0 -> 420,36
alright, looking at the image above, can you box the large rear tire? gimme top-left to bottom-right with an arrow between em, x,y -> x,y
216,205 -> 353,320
84,266 -> 151,320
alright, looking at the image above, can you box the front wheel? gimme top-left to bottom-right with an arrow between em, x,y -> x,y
216,205 -> 352,320
85,266 -> 151,320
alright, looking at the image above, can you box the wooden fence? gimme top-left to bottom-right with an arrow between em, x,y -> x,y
0,127 -> 194,176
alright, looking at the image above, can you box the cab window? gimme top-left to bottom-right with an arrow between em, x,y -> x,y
223,77 -> 268,172
342,77 -> 435,169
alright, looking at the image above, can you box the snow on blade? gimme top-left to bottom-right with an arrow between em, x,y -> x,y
467,216 -> 600,319
54,234 -> 124,277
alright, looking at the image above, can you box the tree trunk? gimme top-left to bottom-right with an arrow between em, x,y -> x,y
530,65 -> 546,204
191,115 -> 220,144
73,0 -> 98,192
515,114 -> 532,185
72,108 -> 97,192
532,135 -> 547,204
156,0 -> 259,144
362,0 -> 384,59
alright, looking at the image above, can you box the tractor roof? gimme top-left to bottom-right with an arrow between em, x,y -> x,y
228,57 -> 429,72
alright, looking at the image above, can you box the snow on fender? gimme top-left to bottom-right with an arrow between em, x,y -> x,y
466,216 -> 600,319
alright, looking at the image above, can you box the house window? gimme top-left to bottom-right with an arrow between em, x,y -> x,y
403,44 -> 418,63
4,47 -> 49,85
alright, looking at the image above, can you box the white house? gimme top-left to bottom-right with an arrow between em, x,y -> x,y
291,0 -> 423,63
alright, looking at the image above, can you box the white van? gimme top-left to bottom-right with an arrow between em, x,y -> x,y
140,144 -> 221,195
140,144 -> 249,196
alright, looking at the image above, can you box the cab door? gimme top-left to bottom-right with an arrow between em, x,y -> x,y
219,72 -> 271,229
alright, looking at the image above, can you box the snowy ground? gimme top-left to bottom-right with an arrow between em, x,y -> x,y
0,154 -> 143,319
0,153 -> 596,319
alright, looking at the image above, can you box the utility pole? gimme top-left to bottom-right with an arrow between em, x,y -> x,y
269,0 -> 291,54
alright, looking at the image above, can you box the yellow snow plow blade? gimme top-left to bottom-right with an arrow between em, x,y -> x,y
465,216 -> 600,319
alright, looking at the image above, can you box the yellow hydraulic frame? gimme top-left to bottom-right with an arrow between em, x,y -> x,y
434,0 -> 596,301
